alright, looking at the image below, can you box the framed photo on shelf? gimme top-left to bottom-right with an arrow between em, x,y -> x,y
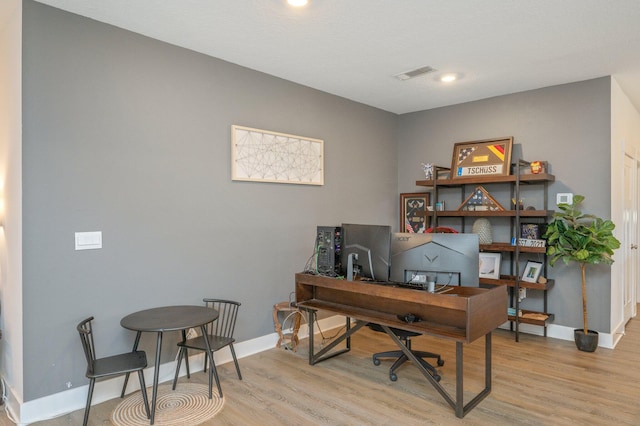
520,223 -> 544,239
451,137 -> 513,179
479,252 -> 501,280
522,261 -> 543,283
400,192 -> 431,233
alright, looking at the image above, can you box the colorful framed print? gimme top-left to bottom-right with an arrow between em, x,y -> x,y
451,137 -> 513,179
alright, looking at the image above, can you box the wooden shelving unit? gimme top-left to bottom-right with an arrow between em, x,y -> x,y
509,310 -> 554,327
480,242 -> 546,254
416,160 -> 555,341
433,210 -> 550,217
479,275 -> 554,291
416,172 -> 556,187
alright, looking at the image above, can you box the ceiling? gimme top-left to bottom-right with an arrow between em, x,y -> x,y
24,0 -> 640,114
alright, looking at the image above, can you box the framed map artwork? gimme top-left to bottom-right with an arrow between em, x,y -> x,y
231,125 -> 324,185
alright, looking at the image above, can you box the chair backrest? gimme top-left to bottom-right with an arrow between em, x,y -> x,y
203,299 -> 240,339
77,317 -> 96,374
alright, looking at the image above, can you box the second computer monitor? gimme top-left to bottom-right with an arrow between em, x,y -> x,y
389,232 -> 480,287
340,223 -> 392,282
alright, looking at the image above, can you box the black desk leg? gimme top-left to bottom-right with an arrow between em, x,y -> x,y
121,331 -> 143,398
456,332 -> 492,417
302,308 -> 364,365
380,326 -> 493,419
307,309 -> 315,365
456,342 -> 464,418
453,333 -> 493,418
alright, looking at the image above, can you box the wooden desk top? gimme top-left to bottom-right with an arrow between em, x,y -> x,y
295,273 -> 507,343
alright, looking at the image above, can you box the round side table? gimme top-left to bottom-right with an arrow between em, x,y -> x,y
273,301 -> 302,351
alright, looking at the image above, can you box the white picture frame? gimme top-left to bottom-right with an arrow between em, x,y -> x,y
231,125 -> 324,185
522,260 -> 543,283
479,252 -> 501,279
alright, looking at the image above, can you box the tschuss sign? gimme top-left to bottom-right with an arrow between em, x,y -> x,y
457,164 -> 504,177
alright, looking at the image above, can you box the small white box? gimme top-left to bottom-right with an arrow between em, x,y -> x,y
556,193 -> 573,206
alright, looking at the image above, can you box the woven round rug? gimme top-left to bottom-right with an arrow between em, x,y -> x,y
111,383 -> 224,426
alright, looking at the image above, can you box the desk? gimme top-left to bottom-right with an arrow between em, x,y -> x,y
121,305 -> 219,425
295,273 -> 507,418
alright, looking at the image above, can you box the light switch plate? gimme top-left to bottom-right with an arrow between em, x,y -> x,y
75,231 -> 102,250
556,193 -> 573,206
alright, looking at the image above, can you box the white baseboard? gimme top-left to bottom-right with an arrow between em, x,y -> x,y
10,315 -> 345,425
498,321 -> 615,349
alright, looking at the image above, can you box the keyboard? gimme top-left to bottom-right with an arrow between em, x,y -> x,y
392,281 -> 452,293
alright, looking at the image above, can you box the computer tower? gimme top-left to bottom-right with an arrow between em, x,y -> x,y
316,226 -> 342,276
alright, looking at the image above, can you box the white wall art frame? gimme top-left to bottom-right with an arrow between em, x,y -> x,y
479,252 -> 502,280
231,125 -> 324,185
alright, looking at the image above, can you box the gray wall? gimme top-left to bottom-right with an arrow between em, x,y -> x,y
397,77 -> 612,333
19,0 -> 615,405
22,1 -> 397,401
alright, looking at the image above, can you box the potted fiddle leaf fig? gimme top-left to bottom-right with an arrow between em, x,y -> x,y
543,195 -> 621,352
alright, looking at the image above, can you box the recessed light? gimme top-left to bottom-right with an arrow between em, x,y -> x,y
287,0 -> 308,6
440,74 -> 457,83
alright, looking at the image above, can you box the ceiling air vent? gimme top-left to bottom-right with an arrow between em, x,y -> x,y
393,66 -> 436,81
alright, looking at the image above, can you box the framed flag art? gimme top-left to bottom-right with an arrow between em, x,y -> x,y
451,137 -> 513,179
400,192 -> 431,233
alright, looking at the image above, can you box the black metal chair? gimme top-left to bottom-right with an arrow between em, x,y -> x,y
368,323 -> 444,382
77,317 -> 150,426
172,299 -> 242,395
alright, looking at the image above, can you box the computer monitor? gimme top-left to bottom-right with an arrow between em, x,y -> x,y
389,233 -> 479,287
340,223 -> 391,282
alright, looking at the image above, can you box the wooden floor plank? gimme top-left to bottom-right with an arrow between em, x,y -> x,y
10,312 -> 640,425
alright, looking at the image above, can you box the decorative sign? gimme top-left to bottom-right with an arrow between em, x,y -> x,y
511,238 -> 546,248
451,137 -> 513,179
231,125 -> 324,185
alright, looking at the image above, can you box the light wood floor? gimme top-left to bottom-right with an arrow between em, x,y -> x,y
5,315 -> 640,425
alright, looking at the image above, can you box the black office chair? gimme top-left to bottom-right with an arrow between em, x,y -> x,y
77,317 -> 150,426
368,323 -> 444,382
172,299 -> 242,395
